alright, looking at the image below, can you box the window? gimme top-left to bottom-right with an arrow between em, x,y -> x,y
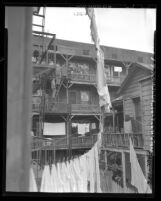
81,91 -> 89,103
112,66 -> 122,77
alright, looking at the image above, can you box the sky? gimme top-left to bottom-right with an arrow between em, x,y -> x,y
33,7 -> 156,53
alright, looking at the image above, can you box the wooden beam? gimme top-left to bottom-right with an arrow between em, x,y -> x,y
67,55 -> 74,61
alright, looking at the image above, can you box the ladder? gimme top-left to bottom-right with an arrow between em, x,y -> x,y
32,7 -> 46,34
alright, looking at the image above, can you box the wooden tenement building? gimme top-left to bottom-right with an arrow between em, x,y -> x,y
31,32 -> 153,191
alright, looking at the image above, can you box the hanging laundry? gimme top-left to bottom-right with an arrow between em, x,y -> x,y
87,147 -> 95,192
94,142 -> 102,192
79,154 -> 88,192
68,160 -> 77,192
61,161 -> 70,192
78,124 -> 86,135
40,165 -> 53,192
91,123 -> 96,129
50,164 -> 58,192
85,123 -> 90,133
86,8 -> 112,112
56,162 -> 64,192
129,138 -> 152,193
29,167 -> 38,192
71,158 -> 82,192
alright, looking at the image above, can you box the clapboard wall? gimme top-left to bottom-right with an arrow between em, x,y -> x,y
140,77 -> 153,151
120,67 -> 152,151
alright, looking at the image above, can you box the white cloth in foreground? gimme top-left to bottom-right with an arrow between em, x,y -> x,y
39,137 -> 102,193
29,168 -> 38,192
40,165 -> 53,192
129,138 -> 152,193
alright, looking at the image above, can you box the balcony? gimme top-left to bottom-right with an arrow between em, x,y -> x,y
31,132 -> 148,152
67,72 -> 96,83
70,104 -> 101,114
32,134 -> 98,150
67,72 -> 123,86
102,133 -> 144,149
32,97 -> 100,114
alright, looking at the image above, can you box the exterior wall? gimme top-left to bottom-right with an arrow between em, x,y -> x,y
123,68 -> 151,119
140,77 -> 153,151
120,67 -> 152,152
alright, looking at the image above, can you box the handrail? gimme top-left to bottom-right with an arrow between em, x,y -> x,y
31,132 -> 152,151
31,133 -> 98,150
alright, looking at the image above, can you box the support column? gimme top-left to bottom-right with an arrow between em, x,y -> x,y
121,151 -> 126,192
6,7 -> 32,192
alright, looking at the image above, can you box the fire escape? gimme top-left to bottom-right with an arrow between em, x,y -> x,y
32,7 -> 56,137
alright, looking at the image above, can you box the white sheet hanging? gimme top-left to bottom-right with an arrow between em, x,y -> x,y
130,138 -> 152,193
29,167 -> 38,192
40,165 -> 53,192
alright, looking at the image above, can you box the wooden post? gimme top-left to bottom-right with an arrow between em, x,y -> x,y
121,151 -> 126,192
6,7 -> 32,192
113,110 -> 115,133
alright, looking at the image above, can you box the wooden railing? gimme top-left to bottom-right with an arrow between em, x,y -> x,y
102,133 -> 144,149
67,72 -> 124,86
32,134 -> 98,150
32,98 -> 101,114
32,132 -> 150,151
71,104 -> 101,114
68,72 -> 96,83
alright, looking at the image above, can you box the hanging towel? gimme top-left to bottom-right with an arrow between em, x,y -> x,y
79,154 -> 88,192
29,167 -> 38,192
85,123 -> 90,133
130,138 -> 152,193
51,164 -> 58,192
94,142 -> 102,192
57,163 -> 64,192
78,124 -> 85,135
88,147 -> 95,192
40,165 -> 53,192
71,158 -> 82,192
61,162 -> 70,192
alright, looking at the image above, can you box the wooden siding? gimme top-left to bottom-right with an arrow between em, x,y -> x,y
122,68 -> 151,122
120,67 -> 152,151
140,78 -> 153,151
123,68 -> 150,98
